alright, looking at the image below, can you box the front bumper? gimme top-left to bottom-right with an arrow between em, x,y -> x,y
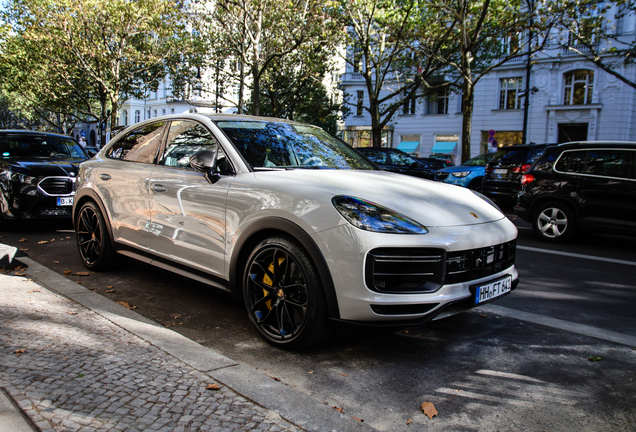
313,218 -> 519,323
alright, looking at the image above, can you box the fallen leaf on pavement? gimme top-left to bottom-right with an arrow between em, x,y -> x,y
333,406 -> 344,414
72,272 -> 90,276
15,349 -> 25,355
50,238 -> 55,242
117,301 -> 137,310
37,241 -> 48,244
407,419 -> 413,425
308,371 -> 314,374
14,273 -> 26,276
339,373 -> 348,377
588,356 -> 604,362
206,383 -> 221,390
18,238 -> 27,242
351,416 -> 363,422
66,311 -> 78,315
89,288 -> 96,291
66,236 -> 71,239
480,314 -> 487,317
19,248 -> 28,252
421,402 -> 438,419
53,261 -> 59,263
63,270 -> 73,275
29,289 -> 40,293
76,281 -> 84,285
105,289 -> 115,293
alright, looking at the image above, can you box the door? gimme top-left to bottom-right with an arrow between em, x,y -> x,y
148,120 -> 234,278
97,121 -> 168,250
558,123 -> 588,143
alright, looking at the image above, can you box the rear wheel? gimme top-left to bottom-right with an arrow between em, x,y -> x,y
75,201 -> 116,270
243,236 -> 332,349
532,202 -> 576,243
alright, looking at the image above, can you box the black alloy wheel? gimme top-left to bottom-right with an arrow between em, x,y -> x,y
75,201 -> 115,270
243,236 -> 331,349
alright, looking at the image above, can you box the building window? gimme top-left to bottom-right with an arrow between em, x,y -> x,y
563,70 -> 594,105
123,110 -> 128,126
427,88 -> 449,114
147,108 -> 151,119
499,77 -> 523,109
162,109 -> 166,116
402,91 -> 417,115
153,109 -> 157,117
134,110 -> 140,123
356,90 -> 364,116
171,108 -> 175,114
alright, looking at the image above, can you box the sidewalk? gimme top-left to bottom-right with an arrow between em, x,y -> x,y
0,246 -> 372,432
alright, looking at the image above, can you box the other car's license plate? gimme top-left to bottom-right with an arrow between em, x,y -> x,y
494,168 -> 508,175
474,275 -> 512,304
57,197 -> 73,206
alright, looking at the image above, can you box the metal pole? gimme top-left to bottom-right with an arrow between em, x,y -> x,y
522,0 -> 534,145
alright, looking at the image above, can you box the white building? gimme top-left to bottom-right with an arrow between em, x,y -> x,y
339,9 -> 636,162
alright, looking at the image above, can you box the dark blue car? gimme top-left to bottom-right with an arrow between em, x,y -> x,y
434,152 -> 496,191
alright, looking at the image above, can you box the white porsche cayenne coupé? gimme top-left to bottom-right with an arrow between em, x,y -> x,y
74,114 -> 518,348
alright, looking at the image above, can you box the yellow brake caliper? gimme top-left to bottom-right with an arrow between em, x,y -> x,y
263,257 -> 285,310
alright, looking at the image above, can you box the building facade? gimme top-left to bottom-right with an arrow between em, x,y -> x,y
339,10 -> 636,162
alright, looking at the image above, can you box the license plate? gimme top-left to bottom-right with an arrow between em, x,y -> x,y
474,275 -> 512,305
57,197 -> 73,206
494,168 -> 508,175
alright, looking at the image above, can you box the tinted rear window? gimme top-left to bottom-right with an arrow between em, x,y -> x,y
490,146 -> 545,164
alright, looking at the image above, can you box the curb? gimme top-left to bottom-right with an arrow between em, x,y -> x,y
18,256 -> 376,432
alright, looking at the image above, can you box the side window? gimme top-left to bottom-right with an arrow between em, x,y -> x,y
555,149 -> 629,179
106,121 -> 167,163
363,151 -> 387,164
159,121 -> 219,169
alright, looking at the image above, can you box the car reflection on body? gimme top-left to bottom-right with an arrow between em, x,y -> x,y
356,147 -> 437,180
0,130 -> 88,227
73,114 -> 519,349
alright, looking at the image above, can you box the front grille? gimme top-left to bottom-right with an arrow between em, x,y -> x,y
365,240 -> 516,294
436,171 -> 449,180
38,177 -> 74,196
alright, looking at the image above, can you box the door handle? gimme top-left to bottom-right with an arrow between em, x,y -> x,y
99,173 -> 111,181
152,184 -> 167,193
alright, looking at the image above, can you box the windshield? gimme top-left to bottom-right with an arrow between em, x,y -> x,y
0,134 -> 87,160
463,152 -> 496,166
215,120 -> 375,170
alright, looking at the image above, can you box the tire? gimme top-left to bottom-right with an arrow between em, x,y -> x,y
75,201 -> 116,270
467,178 -> 483,193
243,236 -> 332,349
532,202 -> 576,243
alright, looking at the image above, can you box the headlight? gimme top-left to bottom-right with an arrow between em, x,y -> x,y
471,190 -> 502,213
16,173 -> 38,184
451,171 -> 470,178
332,196 -> 428,234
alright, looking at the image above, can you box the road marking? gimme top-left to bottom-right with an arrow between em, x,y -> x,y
479,304 -> 636,347
517,245 -> 636,267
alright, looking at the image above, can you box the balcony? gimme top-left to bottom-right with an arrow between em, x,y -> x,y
562,43 -> 599,57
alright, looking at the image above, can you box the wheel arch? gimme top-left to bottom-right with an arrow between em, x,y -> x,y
228,217 -> 340,320
528,195 -> 580,221
73,190 -> 116,246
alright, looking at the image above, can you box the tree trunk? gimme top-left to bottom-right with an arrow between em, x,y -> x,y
461,80 -> 474,163
252,62 -> 260,116
370,101 -> 382,148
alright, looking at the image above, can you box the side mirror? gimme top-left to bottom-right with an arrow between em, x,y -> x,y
190,149 -> 220,184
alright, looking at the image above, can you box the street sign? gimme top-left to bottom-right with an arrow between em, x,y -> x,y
488,136 -> 495,143
491,140 -> 498,148
489,129 -> 496,136
80,130 -> 87,138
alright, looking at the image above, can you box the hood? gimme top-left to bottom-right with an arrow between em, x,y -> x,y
439,165 -> 485,173
1,158 -> 84,177
253,169 -> 505,227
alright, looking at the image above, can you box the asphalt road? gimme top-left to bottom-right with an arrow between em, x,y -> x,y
1,213 -> 635,431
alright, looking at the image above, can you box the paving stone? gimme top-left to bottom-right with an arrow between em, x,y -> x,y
0,275 -> 302,432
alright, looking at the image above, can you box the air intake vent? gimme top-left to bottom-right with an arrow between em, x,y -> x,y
38,177 -> 74,195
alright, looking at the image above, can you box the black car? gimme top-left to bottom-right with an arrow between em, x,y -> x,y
482,143 -> 548,204
0,130 -> 88,226
357,148 -> 436,180
416,157 -> 454,170
514,141 -> 636,242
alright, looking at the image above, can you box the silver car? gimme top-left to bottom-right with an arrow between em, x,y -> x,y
73,114 -> 519,348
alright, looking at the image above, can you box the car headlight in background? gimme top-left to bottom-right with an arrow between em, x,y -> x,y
451,171 -> 470,178
16,173 -> 38,184
332,196 -> 428,234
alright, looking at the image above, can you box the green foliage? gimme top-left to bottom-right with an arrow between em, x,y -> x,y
0,0 -> 196,131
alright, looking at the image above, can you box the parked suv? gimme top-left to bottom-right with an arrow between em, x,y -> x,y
482,144 -> 548,204
514,141 -> 636,242
356,147 -> 436,179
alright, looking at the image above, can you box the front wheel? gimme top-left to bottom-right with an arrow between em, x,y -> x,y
532,202 -> 576,243
75,201 -> 116,270
243,236 -> 332,349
